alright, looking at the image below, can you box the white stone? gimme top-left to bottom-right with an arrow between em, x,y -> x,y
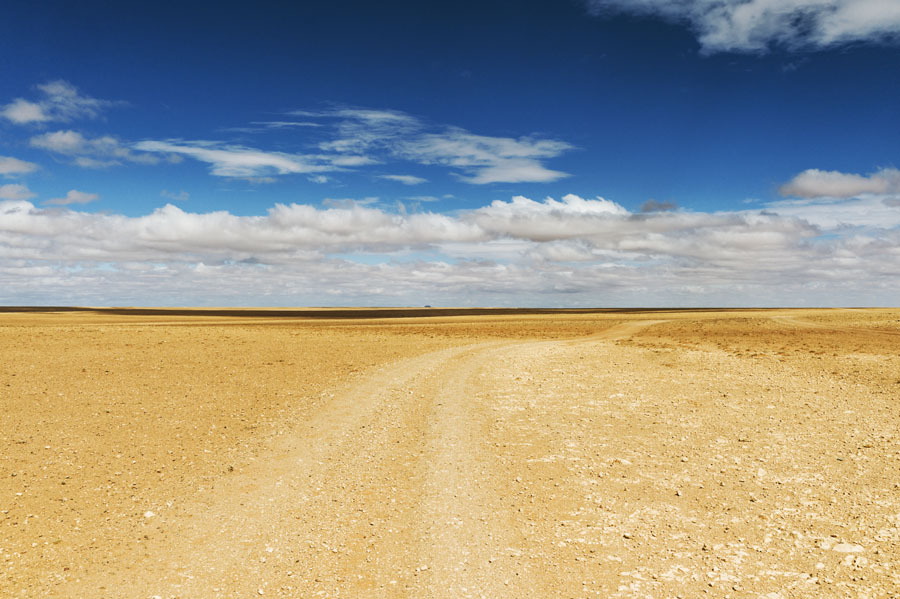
832,543 -> 864,553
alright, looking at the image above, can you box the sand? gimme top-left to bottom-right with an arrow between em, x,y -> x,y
1,308 -> 898,597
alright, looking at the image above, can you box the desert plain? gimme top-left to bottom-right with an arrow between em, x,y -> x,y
1,307 -> 898,598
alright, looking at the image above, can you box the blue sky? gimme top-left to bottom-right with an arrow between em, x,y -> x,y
2,0 -> 900,306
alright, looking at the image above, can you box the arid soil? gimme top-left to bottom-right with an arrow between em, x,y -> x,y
1,308 -> 898,598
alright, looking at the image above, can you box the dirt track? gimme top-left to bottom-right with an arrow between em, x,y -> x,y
2,309 -> 899,598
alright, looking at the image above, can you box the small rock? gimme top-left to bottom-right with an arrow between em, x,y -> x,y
144,511 -> 155,518
832,543 -> 864,553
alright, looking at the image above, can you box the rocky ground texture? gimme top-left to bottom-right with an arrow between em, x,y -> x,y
1,308 -> 898,598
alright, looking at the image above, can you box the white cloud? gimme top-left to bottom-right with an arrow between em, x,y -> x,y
0,156 -> 38,178
0,194 -> 830,265
316,108 -> 423,155
0,184 -> 36,201
378,174 -> 428,185
766,195 -> 900,229
472,194 -> 628,241
398,129 -> 572,183
131,107 -> 570,184
584,0 -> 900,53
7,190 -> 900,306
779,167 -> 900,198
250,121 -> 322,128
0,99 -> 50,124
135,140 -> 333,177
31,130 -> 161,167
303,108 -> 572,184
769,167 -> 900,228
46,190 -> 99,206
161,189 -> 190,202
1,80 -> 115,124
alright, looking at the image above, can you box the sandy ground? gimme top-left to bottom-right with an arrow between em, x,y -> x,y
1,308 -> 898,598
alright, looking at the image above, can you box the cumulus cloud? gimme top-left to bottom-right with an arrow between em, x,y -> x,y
770,167 -> 900,228
779,167 -> 900,198
4,189 -> 900,305
0,156 -> 38,178
378,174 -> 428,185
766,195 -> 900,229
31,130 -> 161,167
0,184 -> 36,201
0,191 -> 846,304
584,0 -> 900,53
46,190 -> 99,206
1,80 -> 115,124
472,194 -> 628,241
0,193 -> 829,264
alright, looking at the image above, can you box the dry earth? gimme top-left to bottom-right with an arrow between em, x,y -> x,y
1,308 -> 898,598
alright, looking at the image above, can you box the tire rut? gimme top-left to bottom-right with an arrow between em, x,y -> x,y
77,321 -> 662,598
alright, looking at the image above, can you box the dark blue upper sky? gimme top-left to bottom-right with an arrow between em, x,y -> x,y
2,0 -> 900,306
4,0 -> 898,214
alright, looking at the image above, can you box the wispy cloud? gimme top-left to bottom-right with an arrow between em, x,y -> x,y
134,140 -> 333,177
397,129 -> 572,183
46,189 -> 99,206
584,0 -> 900,53
378,174 -> 428,185
308,108 -> 572,184
250,121 -> 322,129
139,107 -> 572,184
0,156 -> 39,178
1,80 -> 116,124
31,130 -> 162,168
161,189 -> 190,202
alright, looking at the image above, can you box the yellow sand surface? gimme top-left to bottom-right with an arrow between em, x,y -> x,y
1,308 -> 898,597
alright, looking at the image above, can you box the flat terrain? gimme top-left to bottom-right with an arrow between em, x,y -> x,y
1,308 -> 898,598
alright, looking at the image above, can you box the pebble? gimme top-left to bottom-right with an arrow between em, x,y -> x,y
144,511 -> 155,518
832,543 -> 864,553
